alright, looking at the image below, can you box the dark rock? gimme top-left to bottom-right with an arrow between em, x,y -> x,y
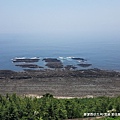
45,62 -> 63,68
78,63 -> 92,67
12,57 -> 40,63
64,65 -> 77,70
10,76 -> 32,79
72,57 -> 86,61
0,70 -> 16,78
15,64 -> 43,68
43,58 -> 61,62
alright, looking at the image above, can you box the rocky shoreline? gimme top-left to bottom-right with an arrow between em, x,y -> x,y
0,68 -> 119,79
0,69 -> 120,97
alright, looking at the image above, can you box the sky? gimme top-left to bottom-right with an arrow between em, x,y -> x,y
0,0 -> 120,38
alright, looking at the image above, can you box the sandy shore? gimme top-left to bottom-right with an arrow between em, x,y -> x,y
0,69 -> 120,97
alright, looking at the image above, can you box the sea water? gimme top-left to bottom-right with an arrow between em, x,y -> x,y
0,34 -> 120,71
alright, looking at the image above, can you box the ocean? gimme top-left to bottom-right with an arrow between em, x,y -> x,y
0,34 -> 120,71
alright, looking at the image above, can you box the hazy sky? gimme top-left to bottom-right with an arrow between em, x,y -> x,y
0,0 -> 120,37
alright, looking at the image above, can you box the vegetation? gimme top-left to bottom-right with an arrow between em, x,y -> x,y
0,93 -> 120,120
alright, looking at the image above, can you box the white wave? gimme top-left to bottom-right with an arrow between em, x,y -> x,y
14,57 -> 26,59
66,56 -> 74,59
59,57 -> 64,59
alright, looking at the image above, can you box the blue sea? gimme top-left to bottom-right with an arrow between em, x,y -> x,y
0,34 -> 120,71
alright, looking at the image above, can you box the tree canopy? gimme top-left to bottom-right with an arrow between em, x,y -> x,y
0,93 -> 120,120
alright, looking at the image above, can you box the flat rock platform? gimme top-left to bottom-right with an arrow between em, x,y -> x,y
0,69 -> 120,97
